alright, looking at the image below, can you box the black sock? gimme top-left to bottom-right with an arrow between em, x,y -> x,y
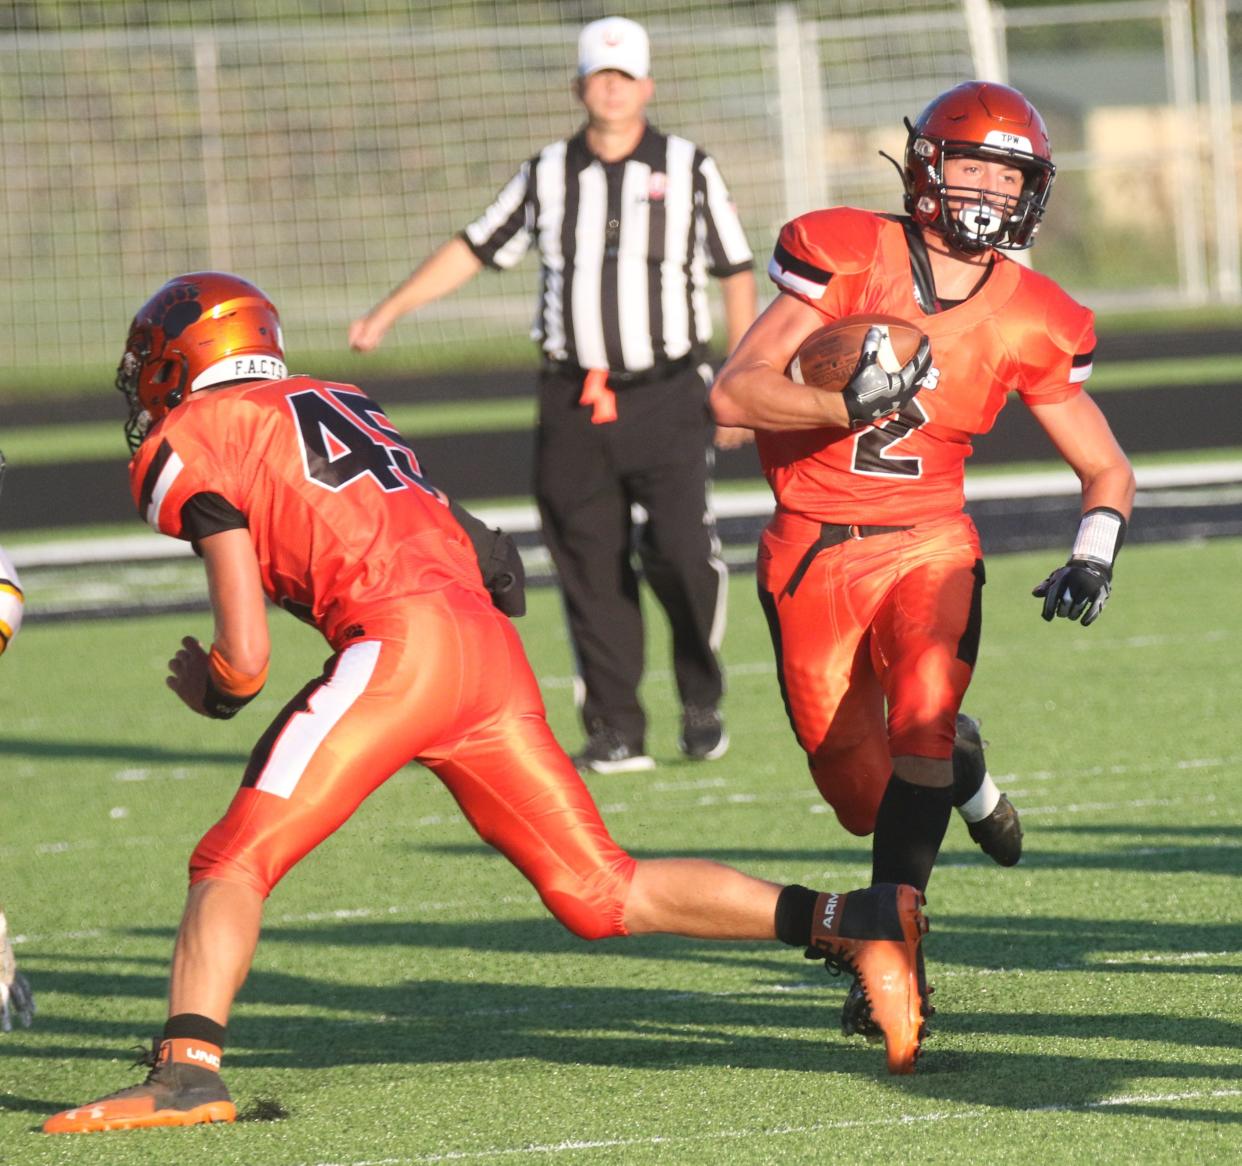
774,883 -> 819,947
871,774 -> 953,891
163,1012 -> 228,1050
838,883 -> 903,937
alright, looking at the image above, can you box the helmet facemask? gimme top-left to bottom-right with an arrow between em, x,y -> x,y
892,82 -> 1057,254
907,130 -> 1055,252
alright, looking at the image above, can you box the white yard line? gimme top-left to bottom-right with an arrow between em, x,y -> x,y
300,1088 -> 1242,1165
6,778 -> 1232,868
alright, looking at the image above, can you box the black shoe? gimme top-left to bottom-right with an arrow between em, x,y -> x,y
953,713 -> 1023,867
679,706 -> 729,761
968,793 -> 1023,867
571,722 -> 655,774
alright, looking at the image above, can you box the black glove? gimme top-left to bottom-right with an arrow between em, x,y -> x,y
842,328 -> 933,428
1032,558 -> 1112,626
449,499 -> 527,618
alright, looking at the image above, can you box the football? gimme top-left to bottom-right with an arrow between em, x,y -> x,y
788,314 -> 927,391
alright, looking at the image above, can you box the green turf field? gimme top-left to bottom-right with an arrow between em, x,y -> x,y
1,540 -> 1239,1164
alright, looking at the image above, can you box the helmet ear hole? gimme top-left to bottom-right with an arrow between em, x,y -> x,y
152,359 -> 177,385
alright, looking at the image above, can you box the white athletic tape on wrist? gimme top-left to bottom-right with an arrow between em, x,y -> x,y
1071,509 -> 1123,567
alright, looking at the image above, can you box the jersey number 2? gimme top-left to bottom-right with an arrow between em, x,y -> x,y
851,398 -> 927,478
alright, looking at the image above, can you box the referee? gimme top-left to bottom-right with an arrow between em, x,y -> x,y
350,16 -> 758,772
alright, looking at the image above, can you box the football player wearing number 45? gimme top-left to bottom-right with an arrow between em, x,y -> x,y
711,82 -> 1135,1039
43,273 -> 931,1134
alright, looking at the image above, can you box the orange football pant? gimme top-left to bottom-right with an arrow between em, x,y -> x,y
190,587 -> 636,940
757,510 -> 984,836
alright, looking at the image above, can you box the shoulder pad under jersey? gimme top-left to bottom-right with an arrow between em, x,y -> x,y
1012,264 -> 1096,358
770,207 -> 888,301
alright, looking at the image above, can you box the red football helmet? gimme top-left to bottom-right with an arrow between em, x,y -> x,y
900,81 -> 1055,252
117,272 -> 287,451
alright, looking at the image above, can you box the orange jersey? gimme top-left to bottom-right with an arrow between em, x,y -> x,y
129,376 -> 489,647
759,208 -> 1096,525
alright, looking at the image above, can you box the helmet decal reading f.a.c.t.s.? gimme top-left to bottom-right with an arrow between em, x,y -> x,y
897,80 -> 1056,253
116,272 -> 287,452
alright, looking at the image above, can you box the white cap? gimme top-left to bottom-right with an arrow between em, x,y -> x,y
578,17 -> 650,80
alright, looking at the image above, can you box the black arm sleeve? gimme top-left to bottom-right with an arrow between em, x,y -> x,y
180,492 -> 247,542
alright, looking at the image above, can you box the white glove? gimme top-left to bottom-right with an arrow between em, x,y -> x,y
0,910 -> 35,1031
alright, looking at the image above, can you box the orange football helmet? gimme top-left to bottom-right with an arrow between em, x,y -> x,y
899,81 -> 1055,252
117,272 -> 287,451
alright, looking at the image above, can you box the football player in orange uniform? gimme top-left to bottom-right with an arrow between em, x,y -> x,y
711,82 -> 1135,1034
43,274 -> 932,1134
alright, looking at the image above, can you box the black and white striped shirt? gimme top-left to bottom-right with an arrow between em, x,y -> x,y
461,124 -> 753,374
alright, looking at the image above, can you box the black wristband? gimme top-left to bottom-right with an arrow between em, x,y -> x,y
202,675 -> 257,720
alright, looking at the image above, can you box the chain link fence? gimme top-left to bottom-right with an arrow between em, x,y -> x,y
1,0 -> 1239,385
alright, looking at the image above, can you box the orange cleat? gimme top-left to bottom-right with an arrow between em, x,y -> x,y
43,1037 -> 235,1133
807,883 -> 931,1074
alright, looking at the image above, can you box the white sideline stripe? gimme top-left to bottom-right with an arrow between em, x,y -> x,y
255,640 -> 381,799
10,459 -> 1242,568
304,1089 -> 1242,1165
1098,950 -> 1233,965
6,784 -> 1230,863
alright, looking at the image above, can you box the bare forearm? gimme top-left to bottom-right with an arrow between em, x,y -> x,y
1079,461 -> 1136,520
1029,394 -> 1136,522
709,290 -> 852,430
711,360 -> 851,430
374,237 -> 481,322
203,531 -> 270,674
351,236 -> 484,350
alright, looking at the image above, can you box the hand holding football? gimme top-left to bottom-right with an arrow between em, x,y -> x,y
788,314 -> 928,391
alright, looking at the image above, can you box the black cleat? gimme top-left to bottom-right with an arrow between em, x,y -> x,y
968,793 -> 1023,867
953,714 -> 1023,867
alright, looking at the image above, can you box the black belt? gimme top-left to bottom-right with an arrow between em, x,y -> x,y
783,523 -> 912,597
541,353 -> 698,387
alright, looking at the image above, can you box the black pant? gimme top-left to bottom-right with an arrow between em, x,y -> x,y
535,362 -> 727,745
